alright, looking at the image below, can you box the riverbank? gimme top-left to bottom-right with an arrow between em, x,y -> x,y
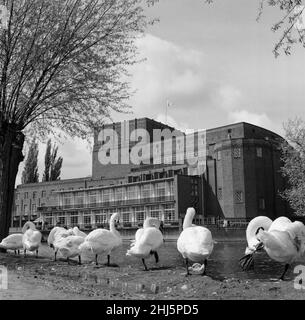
0,242 -> 304,300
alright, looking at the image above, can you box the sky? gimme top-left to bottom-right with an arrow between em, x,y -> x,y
16,0 -> 305,185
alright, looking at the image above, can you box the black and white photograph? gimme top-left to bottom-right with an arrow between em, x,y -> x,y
0,0 -> 305,305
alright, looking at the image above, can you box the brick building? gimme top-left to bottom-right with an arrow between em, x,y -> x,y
11,118 -> 291,232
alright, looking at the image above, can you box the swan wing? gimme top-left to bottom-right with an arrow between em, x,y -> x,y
138,228 -> 163,250
85,229 -> 121,252
177,226 -> 213,261
0,234 -> 23,249
269,216 -> 292,232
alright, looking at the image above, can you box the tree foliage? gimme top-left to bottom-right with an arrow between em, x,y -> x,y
43,139 -> 63,181
0,0 -> 155,140
21,137 -> 39,183
281,118 -> 305,215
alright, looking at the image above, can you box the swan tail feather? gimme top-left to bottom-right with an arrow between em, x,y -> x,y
239,253 -> 254,271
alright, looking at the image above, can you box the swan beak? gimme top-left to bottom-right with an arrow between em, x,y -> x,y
254,241 -> 264,252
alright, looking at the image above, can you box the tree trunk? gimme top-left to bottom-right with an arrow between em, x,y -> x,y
0,122 -> 24,248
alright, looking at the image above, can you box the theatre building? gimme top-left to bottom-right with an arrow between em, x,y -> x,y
11,118 -> 291,233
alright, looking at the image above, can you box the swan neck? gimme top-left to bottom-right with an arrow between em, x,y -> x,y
22,221 -> 36,233
183,212 -> 194,229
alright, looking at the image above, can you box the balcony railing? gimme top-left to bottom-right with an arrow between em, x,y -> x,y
38,220 -> 180,231
37,195 -> 175,212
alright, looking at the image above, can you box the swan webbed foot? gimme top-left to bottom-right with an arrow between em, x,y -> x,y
107,254 -> 110,267
14,250 -> 17,255
78,255 -> 82,265
279,264 -> 290,281
18,250 -> 20,255
54,251 -> 57,262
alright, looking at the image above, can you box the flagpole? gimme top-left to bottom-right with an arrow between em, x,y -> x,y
166,100 -> 168,125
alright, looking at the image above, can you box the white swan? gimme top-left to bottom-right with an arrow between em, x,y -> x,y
0,233 -> 23,254
22,222 -> 42,258
239,216 -> 273,270
47,226 -> 73,261
126,217 -> 164,271
71,226 -> 87,238
257,217 -> 305,279
240,216 -> 305,280
177,208 -> 214,276
57,235 -> 85,265
79,212 -> 122,266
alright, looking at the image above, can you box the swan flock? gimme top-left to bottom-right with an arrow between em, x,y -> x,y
1,209 -> 305,280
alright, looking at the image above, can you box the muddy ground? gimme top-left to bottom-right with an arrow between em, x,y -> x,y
0,242 -> 304,300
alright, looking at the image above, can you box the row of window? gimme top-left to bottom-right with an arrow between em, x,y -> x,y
215,147 -> 263,161
16,190 -> 47,201
60,182 -> 174,206
216,188 -> 266,209
44,204 -> 176,227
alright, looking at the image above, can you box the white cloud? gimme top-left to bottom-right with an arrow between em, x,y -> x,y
228,109 -> 273,129
217,85 -> 242,111
129,34 -> 210,116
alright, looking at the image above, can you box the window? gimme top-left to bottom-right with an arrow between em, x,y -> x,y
164,204 -> 175,222
32,204 -> 36,213
127,186 -> 138,200
88,191 -> 98,205
58,216 -> 66,226
115,188 -> 124,202
235,191 -> 243,203
41,191 -> 46,198
168,181 -> 174,196
256,147 -> 263,158
155,182 -> 166,198
16,193 -> 20,200
23,204 -> 28,214
217,150 -> 222,161
70,214 -> 79,226
75,192 -> 85,207
233,147 -> 241,158
84,215 -> 91,225
102,189 -> 111,203
63,193 -> 73,206
135,206 -> 145,223
259,198 -> 266,210
24,192 -> 28,199
33,191 -> 37,199
121,208 -> 131,223
150,205 -> 161,220
141,184 -> 152,199
191,179 -> 199,196
217,188 -> 223,200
